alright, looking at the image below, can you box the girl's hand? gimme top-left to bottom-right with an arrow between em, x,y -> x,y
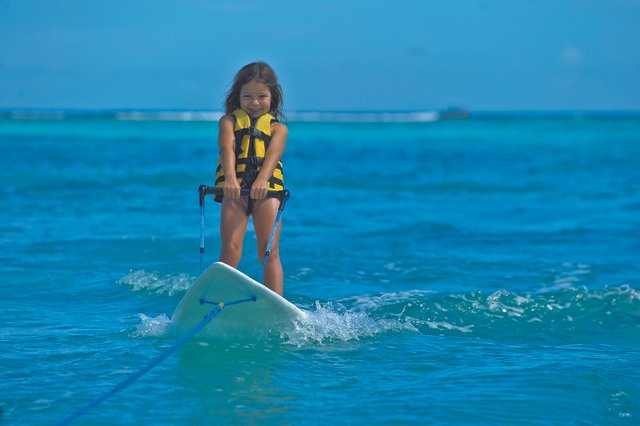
223,178 -> 241,199
250,179 -> 268,200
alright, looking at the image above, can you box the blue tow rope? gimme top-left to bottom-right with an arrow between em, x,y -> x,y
57,296 -> 256,426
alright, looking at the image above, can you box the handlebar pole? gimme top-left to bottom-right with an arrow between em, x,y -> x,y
197,185 -> 290,278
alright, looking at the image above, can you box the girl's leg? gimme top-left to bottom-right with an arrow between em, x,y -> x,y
219,197 -> 249,267
253,197 -> 283,295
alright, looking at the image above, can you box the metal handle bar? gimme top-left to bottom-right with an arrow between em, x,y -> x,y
198,185 -> 289,209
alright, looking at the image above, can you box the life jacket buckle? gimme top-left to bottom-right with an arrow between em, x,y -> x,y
248,127 -> 266,139
250,156 -> 264,166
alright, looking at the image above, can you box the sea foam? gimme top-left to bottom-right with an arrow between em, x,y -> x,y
118,270 -> 193,295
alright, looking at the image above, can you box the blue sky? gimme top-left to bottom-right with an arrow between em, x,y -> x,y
1,0 -> 639,112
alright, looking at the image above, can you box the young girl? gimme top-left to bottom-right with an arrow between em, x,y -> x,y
213,62 -> 288,296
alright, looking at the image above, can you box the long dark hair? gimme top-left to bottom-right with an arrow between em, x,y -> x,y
224,62 -> 285,121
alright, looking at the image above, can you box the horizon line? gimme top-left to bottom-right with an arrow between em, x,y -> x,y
1,108 -> 640,123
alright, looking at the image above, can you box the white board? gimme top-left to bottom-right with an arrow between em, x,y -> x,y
171,262 -> 307,339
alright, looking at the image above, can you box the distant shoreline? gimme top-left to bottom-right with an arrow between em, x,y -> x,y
1,109 -> 639,122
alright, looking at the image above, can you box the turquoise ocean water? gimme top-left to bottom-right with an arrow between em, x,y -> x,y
1,113 -> 639,425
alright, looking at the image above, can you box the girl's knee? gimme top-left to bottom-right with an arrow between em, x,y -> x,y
220,241 -> 243,265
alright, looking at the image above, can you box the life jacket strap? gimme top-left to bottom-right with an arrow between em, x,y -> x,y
249,157 -> 264,166
236,127 -> 272,143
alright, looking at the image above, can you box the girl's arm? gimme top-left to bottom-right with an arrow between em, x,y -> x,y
251,122 -> 288,199
218,115 -> 241,199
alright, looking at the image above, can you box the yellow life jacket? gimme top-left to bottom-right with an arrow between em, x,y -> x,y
214,109 -> 284,196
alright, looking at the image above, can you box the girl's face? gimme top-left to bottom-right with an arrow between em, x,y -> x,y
239,80 -> 272,118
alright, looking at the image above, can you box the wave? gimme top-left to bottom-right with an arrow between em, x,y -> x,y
281,300 -> 418,347
131,313 -> 171,338
3,109 -> 639,123
131,283 -> 640,347
338,285 -> 640,345
285,111 -> 440,122
117,270 -> 193,296
0,109 -> 222,122
0,109 -> 439,123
